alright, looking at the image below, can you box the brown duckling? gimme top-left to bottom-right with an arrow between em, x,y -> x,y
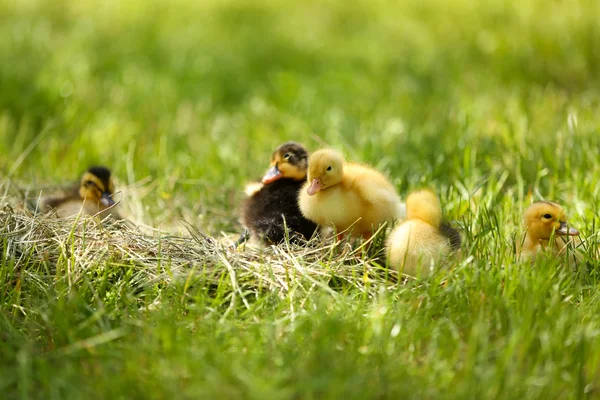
518,201 -> 580,262
240,142 -> 318,245
298,149 -> 404,239
386,189 -> 461,277
41,166 -> 118,219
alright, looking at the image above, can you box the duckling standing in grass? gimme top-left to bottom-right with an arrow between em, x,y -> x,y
41,166 -> 118,219
298,149 -> 404,240
386,189 -> 461,277
518,201 -> 580,262
240,142 -> 318,245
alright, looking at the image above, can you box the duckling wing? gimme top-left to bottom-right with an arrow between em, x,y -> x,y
554,235 -> 585,264
345,164 -> 403,217
53,200 -> 89,218
38,185 -> 80,214
242,179 -> 318,244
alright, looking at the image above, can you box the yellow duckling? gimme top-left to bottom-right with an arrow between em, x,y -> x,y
41,166 -> 118,219
298,149 -> 404,239
518,201 -> 580,262
386,189 -> 461,277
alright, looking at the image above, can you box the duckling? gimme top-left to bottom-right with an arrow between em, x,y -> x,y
240,142 -> 318,245
386,189 -> 461,277
298,149 -> 404,239
41,166 -> 118,219
518,201 -> 580,262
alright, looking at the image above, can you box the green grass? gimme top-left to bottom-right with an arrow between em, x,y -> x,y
1,0 -> 600,398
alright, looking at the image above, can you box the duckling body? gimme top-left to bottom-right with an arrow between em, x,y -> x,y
386,190 -> 460,277
518,201 -> 580,263
41,166 -> 118,219
241,142 -> 318,245
298,149 -> 403,239
43,198 -> 112,218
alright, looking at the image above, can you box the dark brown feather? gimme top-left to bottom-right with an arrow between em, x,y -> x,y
242,178 -> 317,244
40,186 -> 79,211
440,221 -> 462,250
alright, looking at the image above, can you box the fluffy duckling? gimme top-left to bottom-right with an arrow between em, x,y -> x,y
298,149 -> 404,239
241,142 -> 318,245
386,189 -> 461,277
41,166 -> 118,219
518,201 -> 580,262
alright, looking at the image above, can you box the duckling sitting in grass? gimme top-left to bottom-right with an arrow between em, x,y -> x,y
298,149 -> 404,240
240,142 -> 318,245
41,166 -> 118,219
386,189 -> 461,277
518,201 -> 580,262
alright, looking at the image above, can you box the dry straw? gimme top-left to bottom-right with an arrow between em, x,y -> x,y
0,179 -> 400,303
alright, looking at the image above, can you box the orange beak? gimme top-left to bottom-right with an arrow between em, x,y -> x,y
262,165 -> 282,184
306,178 -> 322,196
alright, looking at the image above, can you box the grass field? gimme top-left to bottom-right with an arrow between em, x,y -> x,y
1,0 -> 600,398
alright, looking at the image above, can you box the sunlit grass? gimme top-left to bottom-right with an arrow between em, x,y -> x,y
1,0 -> 600,398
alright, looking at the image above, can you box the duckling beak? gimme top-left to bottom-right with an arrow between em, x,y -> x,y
262,165 -> 282,184
100,192 -> 115,207
307,178 -> 322,196
557,222 -> 579,236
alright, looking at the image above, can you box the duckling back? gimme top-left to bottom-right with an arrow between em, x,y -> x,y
42,195 -> 117,219
386,190 -> 458,277
299,160 -> 403,238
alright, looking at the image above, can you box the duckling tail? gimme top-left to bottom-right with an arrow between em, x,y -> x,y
406,189 -> 443,227
439,221 -> 462,250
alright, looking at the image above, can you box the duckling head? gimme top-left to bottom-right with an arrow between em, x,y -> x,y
262,142 -> 309,184
305,149 -> 344,196
523,201 -> 579,241
406,189 -> 443,227
79,166 -> 116,207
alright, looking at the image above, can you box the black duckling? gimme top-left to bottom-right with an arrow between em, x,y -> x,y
240,142 -> 318,245
40,166 -> 118,218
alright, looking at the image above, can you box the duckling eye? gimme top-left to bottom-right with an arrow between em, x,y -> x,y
326,166 -> 332,171
283,153 -> 291,160
542,213 -> 553,219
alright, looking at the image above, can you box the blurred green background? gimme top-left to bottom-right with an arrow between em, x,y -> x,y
2,0 -> 599,232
